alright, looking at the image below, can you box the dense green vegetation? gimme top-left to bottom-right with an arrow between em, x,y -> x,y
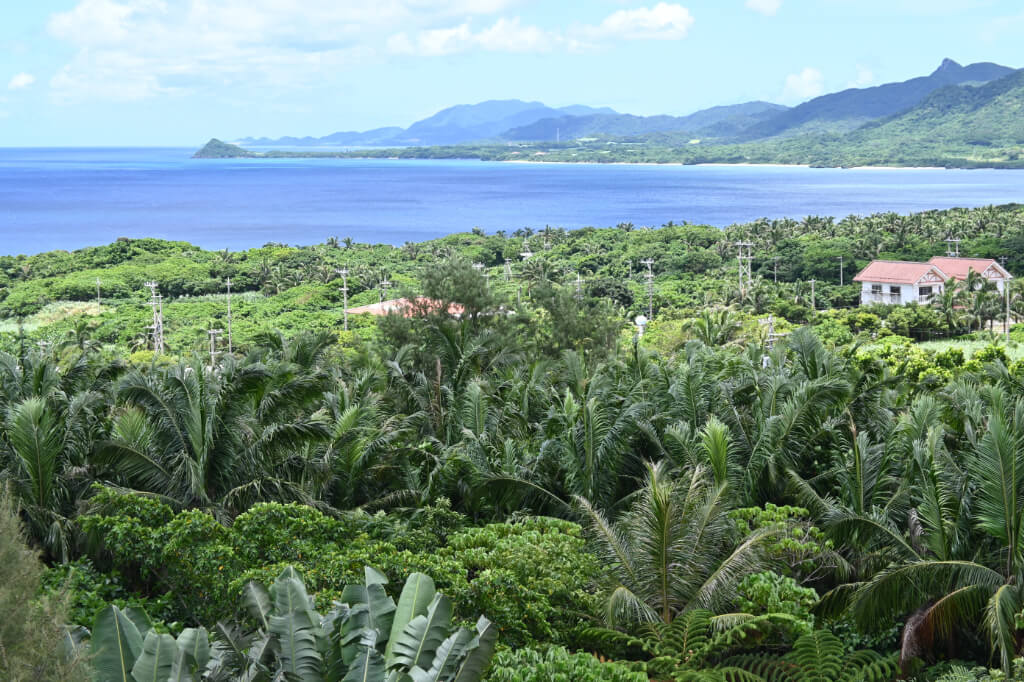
10,204 -> 1024,679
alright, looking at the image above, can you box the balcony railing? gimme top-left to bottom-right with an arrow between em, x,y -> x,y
864,293 -> 902,304
862,293 -> 935,305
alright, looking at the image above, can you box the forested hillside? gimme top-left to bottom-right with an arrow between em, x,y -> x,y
7,205 -> 1024,680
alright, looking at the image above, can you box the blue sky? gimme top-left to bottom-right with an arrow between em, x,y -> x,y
2,0 -> 1022,146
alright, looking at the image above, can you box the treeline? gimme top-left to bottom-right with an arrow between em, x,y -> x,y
2,204 -> 1024,353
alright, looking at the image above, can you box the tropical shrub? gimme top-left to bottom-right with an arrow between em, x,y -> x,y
89,565 -> 498,682
487,647 -> 646,682
0,488 -> 89,681
442,517 -> 602,648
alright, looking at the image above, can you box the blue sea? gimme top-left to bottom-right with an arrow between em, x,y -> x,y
1,147 -> 1022,256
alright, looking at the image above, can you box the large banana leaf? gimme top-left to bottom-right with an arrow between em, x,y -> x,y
389,594 -> 453,671
271,566 -> 320,630
92,605 -> 144,682
125,606 -> 154,637
342,647 -> 386,682
385,573 -> 436,665
451,617 -> 498,682
410,628 -> 474,682
167,626 -> 210,681
244,581 -> 273,630
339,584 -> 395,642
131,630 -> 178,682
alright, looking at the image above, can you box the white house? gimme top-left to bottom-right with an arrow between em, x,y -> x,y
853,261 -> 948,306
853,257 -> 1014,306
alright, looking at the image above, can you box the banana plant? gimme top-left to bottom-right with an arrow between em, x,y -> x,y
89,566 -> 497,682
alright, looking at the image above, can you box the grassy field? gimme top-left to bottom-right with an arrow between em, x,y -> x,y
917,337 -> 1024,360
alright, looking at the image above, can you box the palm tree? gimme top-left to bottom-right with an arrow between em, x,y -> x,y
684,308 -> 741,347
578,460 -> 774,626
835,389 -> 1024,673
0,350 -> 107,561
98,358 -> 329,517
933,279 -> 963,332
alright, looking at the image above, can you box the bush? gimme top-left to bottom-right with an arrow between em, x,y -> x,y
443,517 -> 602,648
736,571 -> 818,635
77,490 -> 601,647
487,647 -> 646,682
0,489 -> 90,680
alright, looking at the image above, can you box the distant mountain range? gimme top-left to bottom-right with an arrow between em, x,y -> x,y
203,58 -> 1024,168
237,100 -> 618,147
235,59 -> 1016,150
736,58 -> 1016,140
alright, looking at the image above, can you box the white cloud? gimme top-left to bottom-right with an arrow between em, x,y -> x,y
388,17 -> 554,56
7,73 -> 35,90
583,3 -> 694,40
847,64 -> 874,88
390,4 -> 695,56
45,0 -> 521,100
781,67 -> 824,102
745,0 -> 781,16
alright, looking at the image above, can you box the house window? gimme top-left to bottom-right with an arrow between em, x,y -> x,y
919,286 -> 933,297
889,286 -> 901,300
871,284 -> 882,294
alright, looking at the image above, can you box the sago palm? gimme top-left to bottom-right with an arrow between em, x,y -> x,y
578,460 -> 774,626
835,389 -> 1024,673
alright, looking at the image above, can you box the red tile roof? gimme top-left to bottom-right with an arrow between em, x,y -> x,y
927,257 -> 1011,281
853,261 -> 948,285
346,297 -> 465,317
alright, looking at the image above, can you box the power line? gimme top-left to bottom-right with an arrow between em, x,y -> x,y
641,258 -> 655,319
144,281 -> 164,354
945,235 -> 962,257
336,267 -> 349,331
224,278 -> 233,353
207,326 -> 223,366
735,241 -> 753,296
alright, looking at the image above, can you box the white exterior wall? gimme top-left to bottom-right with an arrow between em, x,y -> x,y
859,281 -> 942,306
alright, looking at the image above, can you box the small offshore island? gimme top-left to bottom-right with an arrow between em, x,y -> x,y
197,60 -> 1024,169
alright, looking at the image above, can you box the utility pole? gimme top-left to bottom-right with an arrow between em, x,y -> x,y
641,258 -> 655,319
144,281 -> 164,354
379,277 -> 390,303
473,262 -> 489,288
504,258 -> 511,282
945,235 -> 961,257
810,279 -> 816,311
207,327 -> 222,366
575,271 -> 583,303
1002,256 -> 1011,343
224,278 -> 233,353
773,256 -> 779,285
735,241 -> 754,296
96,278 -> 102,307
336,268 -> 349,331
838,256 -> 844,287
761,314 -> 785,350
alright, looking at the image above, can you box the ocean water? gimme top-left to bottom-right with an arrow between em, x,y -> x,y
1,147 -> 1022,256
